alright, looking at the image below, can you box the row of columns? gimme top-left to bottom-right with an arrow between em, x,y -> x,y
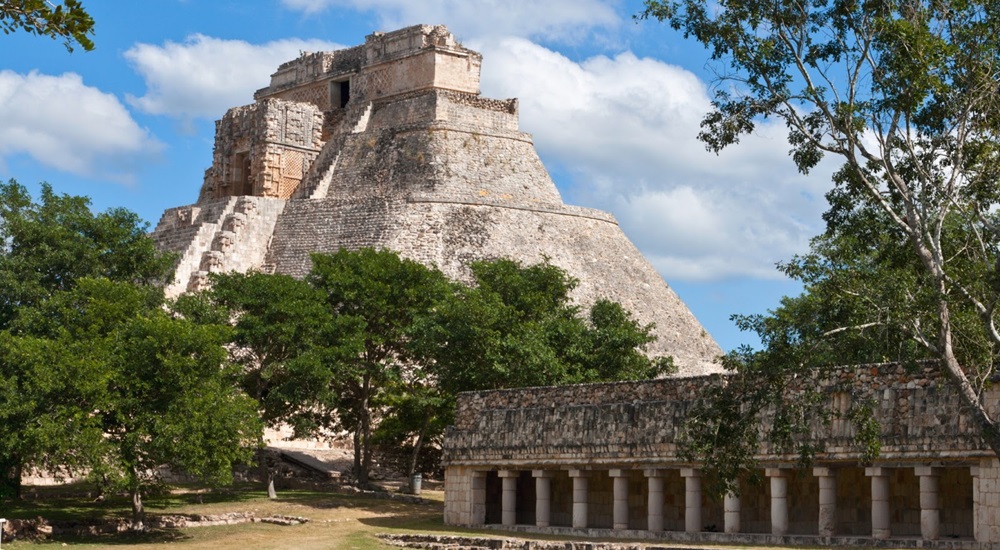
494,465 -> 951,540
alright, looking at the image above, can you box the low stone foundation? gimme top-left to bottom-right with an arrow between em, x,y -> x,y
1,512 -> 308,541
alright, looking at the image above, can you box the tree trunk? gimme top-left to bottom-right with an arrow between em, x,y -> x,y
259,451 -> 277,499
357,409 -> 371,487
407,415 -> 431,492
935,298 -> 1000,457
267,471 -> 277,499
12,461 -> 22,500
352,429 -> 362,484
909,231 -> 1000,460
130,486 -> 145,531
355,373 -> 372,487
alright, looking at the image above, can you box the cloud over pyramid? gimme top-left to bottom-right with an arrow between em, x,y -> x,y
151,24 -> 723,376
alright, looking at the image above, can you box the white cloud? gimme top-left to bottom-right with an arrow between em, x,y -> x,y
280,0 -> 620,42
124,35 -> 343,120
0,71 -> 162,184
476,37 -> 835,281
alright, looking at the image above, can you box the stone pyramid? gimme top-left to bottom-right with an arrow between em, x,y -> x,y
151,24 -> 723,376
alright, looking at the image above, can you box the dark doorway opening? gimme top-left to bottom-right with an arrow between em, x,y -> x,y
339,80 -> 350,108
485,471 -> 501,524
233,152 -> 252,195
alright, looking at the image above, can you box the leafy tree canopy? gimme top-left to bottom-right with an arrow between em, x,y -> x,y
3,278 -> 260,528
0,179 -> 175,499
422,258 -> 672,394
0,0 -> 94,51
0,180 -> 174,329
205,250 -> 671,489
640,0 -> 1000,479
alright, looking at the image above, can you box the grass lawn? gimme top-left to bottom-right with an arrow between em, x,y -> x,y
0,484 -> 824,550
0,482 -> 483,550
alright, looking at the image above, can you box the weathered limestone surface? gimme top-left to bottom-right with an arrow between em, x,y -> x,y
443,364 -> 994,468
150,24 -> 722,375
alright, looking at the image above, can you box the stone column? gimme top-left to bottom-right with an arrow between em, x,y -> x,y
866,467 -> 891,539
645,469 -> 666,532
609,469 -> 630,530
681,468 -> 702,533
471,471 -> 488,525
498,470 -> 519,526
813,467 -> 837,537
569,469 -> 590,529
724,492 -> 741,534
915,466 -> 941,540
533,470 -> 555,528
766,468 -> 789,536
971,464 -> 982,543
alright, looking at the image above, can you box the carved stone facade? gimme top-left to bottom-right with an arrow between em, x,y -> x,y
442,365 -> 1000,547
150,24 -> 722,375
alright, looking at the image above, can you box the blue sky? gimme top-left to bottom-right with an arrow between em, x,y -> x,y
0,0 -> 837,352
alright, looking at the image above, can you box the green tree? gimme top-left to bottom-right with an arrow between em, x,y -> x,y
0,179 -> 174,498
200,271 -> 347,498
0,0 -> 94,51
307,249 -> 451,487
425,258 -> 672,394
5,278 -> 261,529
641,0 -> 1000,471
398,258 -> 672,486
201,252 -> 671,490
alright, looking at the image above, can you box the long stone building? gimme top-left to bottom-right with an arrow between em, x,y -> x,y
150,24 -> 721,376
442,365 -> 1000,547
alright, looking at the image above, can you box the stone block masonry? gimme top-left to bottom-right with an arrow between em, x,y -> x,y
150,23 -> 723,374
442,364 -> 1000,546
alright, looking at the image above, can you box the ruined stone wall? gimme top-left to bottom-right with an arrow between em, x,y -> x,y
358,90 -> 517,135
438,91 -> 518,131
365,90 -> 440,129
265,51 -> 337,91
199,99 -> 323,202
152,196 -> 286,298
975,459 -> 1000,542
444,365 -> 998,467
263,198 -> 404,277
266,81 -> 329,112
313,120 -> 563,207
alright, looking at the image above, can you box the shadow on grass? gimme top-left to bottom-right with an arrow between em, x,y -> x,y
7,486 -> 267,521
50,528 -> 192,546
266,489 -> 444,515
357,513 -> 450,533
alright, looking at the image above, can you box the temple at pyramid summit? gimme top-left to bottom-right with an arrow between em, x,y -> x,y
150,24 -> 722,376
